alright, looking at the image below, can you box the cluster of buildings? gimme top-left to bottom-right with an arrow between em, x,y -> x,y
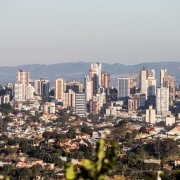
54,63 -> 110,115
1,69 -> 50,104
118,67 -> 176,125
0,63 -> 178,126
0,63 -> 110,117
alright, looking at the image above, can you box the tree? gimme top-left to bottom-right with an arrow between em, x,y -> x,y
139,126 -> 148,134
67,128 -> 76,139
153,138 -> 161,159
31,164 -> 42,176
81,126 -> 93,136
65,139 -> 118,180
0,103 -> 13,114
144,171 -> 157,180
113,160 -> 124,175
18,168 -> 33,179
2,164 -> 15,175
87,113 -> 99,122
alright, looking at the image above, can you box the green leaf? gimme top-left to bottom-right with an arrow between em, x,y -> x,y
4,177 -> 10,180
82,159 -> 93,170
65,163 -> 76,180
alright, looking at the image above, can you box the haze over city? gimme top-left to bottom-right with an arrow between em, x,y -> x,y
1,0 -> 180,66
1,1 -> 180,179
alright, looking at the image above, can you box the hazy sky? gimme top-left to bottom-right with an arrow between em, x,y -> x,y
0,1 -> 180,66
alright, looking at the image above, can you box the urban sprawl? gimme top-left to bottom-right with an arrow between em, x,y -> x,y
0,63 -> 180,179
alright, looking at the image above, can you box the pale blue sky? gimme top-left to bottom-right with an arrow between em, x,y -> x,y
0,0 -> 180,66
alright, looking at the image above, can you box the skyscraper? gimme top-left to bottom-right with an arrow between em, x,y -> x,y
54,78 -> 66,101
139,66 -> 149,94
90,62 -> 102,95
14,83 -> 25,101
129,74 -> 136,95
63,89 -> 75,109
160,69 -> 167,87
91,62 -> 101,88
101,71 -> 110,94
146,106 -> 156,124
25,84 -> 34,101
163,76 -> 175,106
34,80 -> 41,95
89,69 -> 98,95
66,81 -> 83,93
156,86 -> 169,115
146,78 -> 156,96
34,79 -> 49,98
149,69 -> 155,78
41,80 -> 49,98
16,69 -> 29,86
84,75 -> 93,104
75,93 -> 86,116
118,77 -> 130,100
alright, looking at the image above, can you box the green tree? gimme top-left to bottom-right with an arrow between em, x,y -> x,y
31,164 -> 42,176
65,139 -> 118,180
18,168 -> 33,179
67,128 -> 76,139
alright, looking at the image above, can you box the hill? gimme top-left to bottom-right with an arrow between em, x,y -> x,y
0,61 -> 180,87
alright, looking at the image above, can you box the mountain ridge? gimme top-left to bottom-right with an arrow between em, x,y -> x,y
0,61 -> 180,87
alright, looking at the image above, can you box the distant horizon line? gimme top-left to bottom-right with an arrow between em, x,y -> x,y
1,60 -> 180,68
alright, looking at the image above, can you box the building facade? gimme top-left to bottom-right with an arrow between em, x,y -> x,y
75,93 -> 86,116
54,78 -> 66,101
101,71 -> 110,94
14,84 -> 25,101
118,77 -> 130,100
146,106 -> 156,124
16,69 -> 30,86
156,87 -> 169,115
90,62 -> 101,90
163,76 -> 175,106
84,76 -> 93,104
139,66 -> 149,94
25,84 -> 34,101
160,69 -> 167,87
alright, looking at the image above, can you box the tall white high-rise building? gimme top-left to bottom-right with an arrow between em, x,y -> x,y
25,84 -> 34,101
118,77 -> 130,100
139,67 -> 156,99
160,69 -> 167,87
84,76 -> 93,104
14,84 -> 26,101
63,89 -> 76,108
75,93 -> 86,116
149,70 -> 155,78
139,66 -> 149,94
146,106 -> 156,124
156,87 -> 169,115
54,78 -> 66,101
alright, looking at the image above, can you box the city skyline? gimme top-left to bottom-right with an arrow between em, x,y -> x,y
1,1 -> 180,66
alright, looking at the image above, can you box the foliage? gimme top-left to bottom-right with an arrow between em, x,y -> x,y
0,103 -> 13,115
65,139 -> 118,180
81,126 -> 93,136
87,113 -> 99,123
